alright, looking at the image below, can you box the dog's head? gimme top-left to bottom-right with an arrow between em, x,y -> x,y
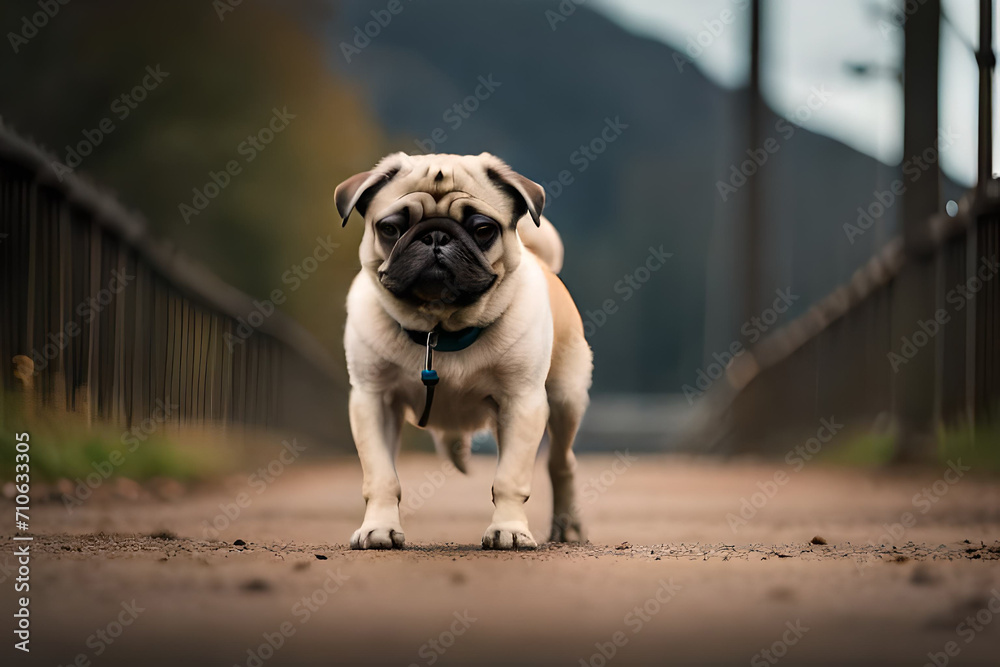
335,152 -> 544,322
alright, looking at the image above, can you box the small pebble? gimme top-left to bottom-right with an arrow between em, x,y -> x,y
241,579 -> 270,592
910,566 -> 938,585
768,586 -> 795,601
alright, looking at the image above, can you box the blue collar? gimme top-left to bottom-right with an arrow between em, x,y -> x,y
403,325 -> 483,352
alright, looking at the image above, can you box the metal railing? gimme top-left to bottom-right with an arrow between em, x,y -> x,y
710,185 -> 1000,453
708,0 -> 997,456
0,119 -> 345,444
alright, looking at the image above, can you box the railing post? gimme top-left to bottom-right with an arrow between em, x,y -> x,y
743,0 -> 763,326
978,0 -> 994,195
892,0 -> 941,461
973,0 -> 997,424
975,185 -> 1000,423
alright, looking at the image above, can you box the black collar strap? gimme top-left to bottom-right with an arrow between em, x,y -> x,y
404,325 -> 484,427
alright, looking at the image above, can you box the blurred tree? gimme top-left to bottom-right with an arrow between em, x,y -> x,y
0,0 -> 385,357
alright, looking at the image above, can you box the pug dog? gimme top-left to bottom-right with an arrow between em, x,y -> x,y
335,152 -> 592,550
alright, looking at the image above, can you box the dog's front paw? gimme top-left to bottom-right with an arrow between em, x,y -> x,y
481,522 -> 537,550
350,525 -> 405,550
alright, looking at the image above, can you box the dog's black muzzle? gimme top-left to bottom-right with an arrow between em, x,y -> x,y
378,217 -> 497,306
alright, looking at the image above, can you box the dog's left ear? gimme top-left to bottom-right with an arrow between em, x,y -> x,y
487,164 -> 545,227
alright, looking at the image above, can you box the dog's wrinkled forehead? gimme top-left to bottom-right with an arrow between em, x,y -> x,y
335,152 -> 544,228
375,155 -> 508,221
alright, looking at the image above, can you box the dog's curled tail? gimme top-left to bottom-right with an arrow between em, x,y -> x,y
519,215 -> 564,274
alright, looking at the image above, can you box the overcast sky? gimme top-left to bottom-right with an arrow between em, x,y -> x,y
590,0 -> 990,187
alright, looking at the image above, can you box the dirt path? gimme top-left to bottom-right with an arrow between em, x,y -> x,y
5,453 -> 1000,666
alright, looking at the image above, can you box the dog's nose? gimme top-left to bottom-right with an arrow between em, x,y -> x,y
421,230 -> 450,247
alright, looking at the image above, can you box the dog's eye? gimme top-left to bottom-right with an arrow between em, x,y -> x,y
376,222 -> 401,241
473,223 -> 496,243
467,214 -> 498,246
374,213 -> 407,242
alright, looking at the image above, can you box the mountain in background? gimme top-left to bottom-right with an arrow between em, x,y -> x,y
322,0 -> 965,395
0,0 -> 965,404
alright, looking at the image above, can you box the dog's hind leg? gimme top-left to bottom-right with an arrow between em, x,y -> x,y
547,394 -> 587,543
540,264 -> 592,542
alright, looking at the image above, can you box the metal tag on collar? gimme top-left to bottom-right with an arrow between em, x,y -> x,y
421,331 -> 439,387
418,331 -> 439,427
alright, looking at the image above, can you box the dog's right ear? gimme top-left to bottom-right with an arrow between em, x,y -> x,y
334,154 -> 407,226
334,171 -> 386,227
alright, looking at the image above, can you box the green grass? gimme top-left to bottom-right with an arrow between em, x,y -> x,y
817,431 -> 897,467
0,416 -> 233,482
816,424 -> 1000,473
938,424 -> 1000,473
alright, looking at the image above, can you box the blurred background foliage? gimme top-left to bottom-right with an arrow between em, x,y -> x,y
0,0 -> 382,359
